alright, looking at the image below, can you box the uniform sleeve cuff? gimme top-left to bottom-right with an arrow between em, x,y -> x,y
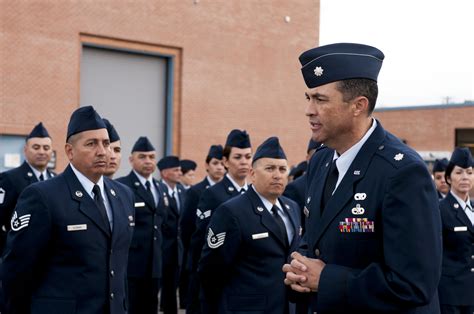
316,264 -> 350,311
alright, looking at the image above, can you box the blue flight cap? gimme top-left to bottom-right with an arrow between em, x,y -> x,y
102,118 -> 120,143
207,144 -> 223,160
432,158 -> 448,173
158,155 -> 181,171
299,43 -> 384,88
449,147 -> 473,169
252,136 -> 287,164
307,139 -> 321,153
180,159 -> 197,173
289,161 -> 308,177
132,136 -> 155,153
225,129 -> 251,149
67,106 -> 106,140
27,122 -> 50,140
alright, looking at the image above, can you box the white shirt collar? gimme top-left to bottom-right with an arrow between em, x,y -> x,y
162,180 -> 178,196
26,162 -> 47,181
226,173 -> 248,191
206,175 -> 218,186
252,185 -> 282,213
70,164 -> 105,199
450,191 -> 472,211
333,118 -> 377,188
132,170 -> 154,188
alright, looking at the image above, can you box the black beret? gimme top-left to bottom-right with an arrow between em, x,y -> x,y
432,158 -> 448,173
299,43 -> 384,88
27,122 -> 50,140
207,144 -> 223,160
132,136 -> 155,153
158,155 -> 180,171
67,106 -> 106,140
180,159 -> 197,172
102,118 -> 120,143
252,136 -> 287,164
449,147 -> 473,169
225,129 -> 251,149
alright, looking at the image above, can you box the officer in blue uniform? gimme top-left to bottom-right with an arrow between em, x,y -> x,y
103,118 -> 122,179
116,136 -> 167,314
1,106 -> 134,314
0,122 -> 55,253
199,136 -> 302,314
282,43 -> 442,313
433,158 -> 450,200
438,147 -> 474,314
180,144 -> 225,313
157,155 -> 186,314
188,129 -> 252,313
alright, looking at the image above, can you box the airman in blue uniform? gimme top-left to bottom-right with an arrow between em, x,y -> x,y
199,137 -> 302,314
0,122 -> 55,253
188,129 -> 252,313
1,106 -> 134,314
116,136 -> 167,314
438,147 -> 474,314
102,118 -> 122,179
433,158 -> 450,200
283,43 -> 442,313
157,155 -> 186,314
180,144 -> 225,313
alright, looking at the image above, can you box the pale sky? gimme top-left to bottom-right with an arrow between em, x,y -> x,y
320,0 -> 474,107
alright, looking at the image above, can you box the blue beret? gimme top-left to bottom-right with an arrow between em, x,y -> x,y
67,106 -> 106,140
307,139 -> 321,153
132,136 -> 155,153
252,136 -> 287,164
207,144 -> 223,160
432,158 -> 448,173
449,147 -> 473,169
27,122 -> 50,140
299,43 -> 384,88
158,155 -> 180,171
180,159 -> 197,172
102,118 -> 120,142
225,129 -> 251,148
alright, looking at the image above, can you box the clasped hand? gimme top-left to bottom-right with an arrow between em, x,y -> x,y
282,251 -> 326,293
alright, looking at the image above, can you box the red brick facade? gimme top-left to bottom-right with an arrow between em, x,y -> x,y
1,1 -> 320,175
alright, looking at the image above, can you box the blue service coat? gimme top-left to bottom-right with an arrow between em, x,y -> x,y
438,192 -> 474,306
188,175 -> 241,272
116,171 -> 167,278
180,177 -> 211,268
198,187 -> 302,314
1,165 -> 134,314
0,161 -> 55,251
300,122 -> 442,313
158,180 -> 186,267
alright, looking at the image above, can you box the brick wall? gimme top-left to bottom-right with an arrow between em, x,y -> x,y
0,0 -> 320,176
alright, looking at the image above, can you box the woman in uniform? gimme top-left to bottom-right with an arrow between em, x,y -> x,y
438,147 -> 474,314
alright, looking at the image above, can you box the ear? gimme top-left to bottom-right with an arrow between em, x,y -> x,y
64,143 -> 73,161
223,156 -> 230,169
352,96 -> 369,117
249,167 -> 256,183
128,155 -> 134,165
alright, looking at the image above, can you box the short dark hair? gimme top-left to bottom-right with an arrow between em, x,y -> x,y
336,79 -> 378,113
444,162 -> 456,186
222,145 -> 233,160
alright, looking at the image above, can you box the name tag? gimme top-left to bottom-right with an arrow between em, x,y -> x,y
454,226 -> 468,232
67,224 -> 87,231
252,232 -> 269,240
134,202 -> 145,207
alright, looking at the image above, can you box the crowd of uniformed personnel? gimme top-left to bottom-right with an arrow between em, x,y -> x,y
0,42 -> 473,314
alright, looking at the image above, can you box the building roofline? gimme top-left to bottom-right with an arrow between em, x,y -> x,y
375,102 -> 474,112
